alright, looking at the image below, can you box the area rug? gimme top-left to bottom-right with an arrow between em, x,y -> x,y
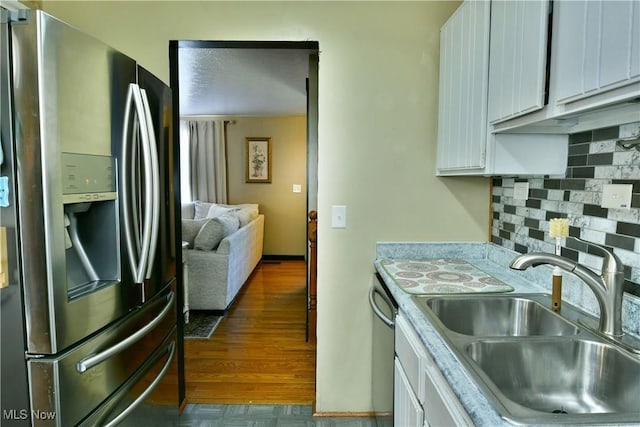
184,311 -> 223,339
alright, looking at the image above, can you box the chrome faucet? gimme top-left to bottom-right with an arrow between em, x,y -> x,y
509,237 -> 625,337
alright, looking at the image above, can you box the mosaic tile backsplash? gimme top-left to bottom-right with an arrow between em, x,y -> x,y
491,121 -> 640,297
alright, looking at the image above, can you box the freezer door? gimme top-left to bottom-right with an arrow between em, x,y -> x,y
10,10 -> 140,354
79,329 -> 179,427
0,10 -> 31,426
28,281 -> 177,427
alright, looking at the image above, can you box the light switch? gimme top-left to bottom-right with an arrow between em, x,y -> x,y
601,184 -> 632,209
331,205 -> 347,228
513,182 -> 529,200
292,184 -> 302,193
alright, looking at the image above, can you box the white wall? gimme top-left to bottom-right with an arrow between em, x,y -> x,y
42,0 -> 487,413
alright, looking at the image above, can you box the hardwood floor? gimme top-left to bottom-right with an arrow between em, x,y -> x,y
184,260 -> 316,405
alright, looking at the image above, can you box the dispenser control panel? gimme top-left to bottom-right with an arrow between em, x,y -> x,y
61,153 -> 116,203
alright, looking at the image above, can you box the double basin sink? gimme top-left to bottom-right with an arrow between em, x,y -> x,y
411,294 -> 640,425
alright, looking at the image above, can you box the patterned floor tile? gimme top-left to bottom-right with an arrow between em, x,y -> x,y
177,405 -> 376,427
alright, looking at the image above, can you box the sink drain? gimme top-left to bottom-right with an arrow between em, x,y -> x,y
551,409 -> 569,414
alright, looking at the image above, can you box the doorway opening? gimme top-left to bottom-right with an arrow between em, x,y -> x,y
169,40 -> 319,405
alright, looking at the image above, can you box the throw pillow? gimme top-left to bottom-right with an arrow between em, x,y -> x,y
193,201 -> 214,219
194,213 -> 240,251
194,201 -> 235,220
233,209 -> 253,227
181,202 -> 195,220
181,218 -> 209,248
206,203 -> 234,219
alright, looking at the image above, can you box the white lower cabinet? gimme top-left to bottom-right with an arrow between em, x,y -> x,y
422,349 -> 474,427
395,312 -> 472,427
394,358 -> 424,427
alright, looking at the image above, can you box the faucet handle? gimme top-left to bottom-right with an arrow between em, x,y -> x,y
568,236 -> 623,274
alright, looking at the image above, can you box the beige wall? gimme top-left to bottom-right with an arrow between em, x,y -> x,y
19,0 -> 42,8
226,116 -> 307,256
42,0 -> 485,413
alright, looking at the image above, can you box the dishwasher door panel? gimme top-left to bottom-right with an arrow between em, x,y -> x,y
370,274 -> 396,427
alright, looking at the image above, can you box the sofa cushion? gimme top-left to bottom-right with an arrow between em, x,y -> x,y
221,204 -> 259,227
194,213 -> 240,251
182,218 -> 209,248
226,203 -> 259,216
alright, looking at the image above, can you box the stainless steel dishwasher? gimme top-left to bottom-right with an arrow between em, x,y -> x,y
369,273 -> 397,427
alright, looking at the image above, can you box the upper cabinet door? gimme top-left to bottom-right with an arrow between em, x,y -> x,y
436,0 -> 490,172
487,0 -> 550,124
555,0 -> 640,104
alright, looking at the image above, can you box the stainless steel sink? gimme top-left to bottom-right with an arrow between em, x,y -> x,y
411,293 -> 640,424
466,339 -> 640,418
423,296 -> 579,336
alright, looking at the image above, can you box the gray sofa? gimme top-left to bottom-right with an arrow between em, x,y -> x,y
181,201 -> 264,313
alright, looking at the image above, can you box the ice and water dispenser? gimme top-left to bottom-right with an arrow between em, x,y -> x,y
61,153 -> 120,299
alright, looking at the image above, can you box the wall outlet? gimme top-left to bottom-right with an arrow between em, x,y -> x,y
513,182 -> 529,200
292,184 -> 302,193
601,184 -> 632,209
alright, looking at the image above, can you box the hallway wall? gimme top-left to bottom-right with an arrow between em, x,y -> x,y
226,116 -> 307,256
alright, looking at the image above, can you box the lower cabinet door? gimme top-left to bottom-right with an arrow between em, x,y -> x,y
422,351 -> 474,427
394,358 -> 424,427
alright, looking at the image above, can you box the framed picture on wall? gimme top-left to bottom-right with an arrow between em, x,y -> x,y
245,137 -> 272,183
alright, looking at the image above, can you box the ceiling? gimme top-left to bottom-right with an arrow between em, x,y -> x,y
178,46 -> 316,117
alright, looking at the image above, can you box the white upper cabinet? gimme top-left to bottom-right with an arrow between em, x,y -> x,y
487,0 -> 550,123
436,0 -> 490,172
435,0 -> 638,176
436,0 -> 568,176
555,0 -> 640,107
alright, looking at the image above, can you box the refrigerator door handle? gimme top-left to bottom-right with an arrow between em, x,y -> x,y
134,83 -> 154,287
76,290 -> 174,373
102,340 -> 176,427
121,84 -> 136,280
140,88 -> 160,280
121,83 -> 154,285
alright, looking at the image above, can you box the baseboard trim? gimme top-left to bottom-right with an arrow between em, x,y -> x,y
190,308 -> 226,316
261,255 -> 305,261
312,411 -> 376,418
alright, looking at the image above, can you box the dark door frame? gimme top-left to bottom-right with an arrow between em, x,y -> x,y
168,39 -> 320,405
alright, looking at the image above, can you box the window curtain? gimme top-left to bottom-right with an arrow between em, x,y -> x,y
184,120 -> 227,204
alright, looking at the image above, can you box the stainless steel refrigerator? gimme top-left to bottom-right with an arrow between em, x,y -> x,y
1,8 -> 181,426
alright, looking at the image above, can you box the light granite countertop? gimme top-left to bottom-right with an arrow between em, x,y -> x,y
375,241 -> 640,427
